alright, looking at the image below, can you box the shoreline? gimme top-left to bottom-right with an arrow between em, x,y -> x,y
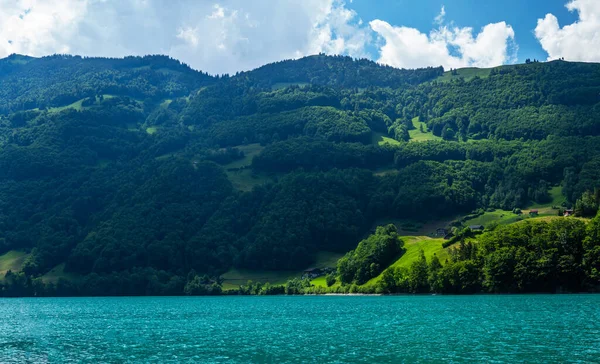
2,292 -> 599,298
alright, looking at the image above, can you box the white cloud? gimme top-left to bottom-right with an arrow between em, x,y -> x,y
370,12 -> 516,70
535,0 -> 600,62
208,4 -> 226,19
0,0 -> 370,75
0,1 -> 521,73
434,6 -> 446,26
0,0 -> 88,57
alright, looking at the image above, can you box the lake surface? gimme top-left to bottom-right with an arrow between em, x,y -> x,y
1,295 -> 599,363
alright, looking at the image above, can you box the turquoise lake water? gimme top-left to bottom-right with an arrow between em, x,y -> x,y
1,295 -> 599,363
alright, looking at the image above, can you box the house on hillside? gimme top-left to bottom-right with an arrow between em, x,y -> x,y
436,228 -> 449,237
469,225 -> 484,232
564,209 -> 574,217
529,209 -> 539,217
302,268 -> 322,279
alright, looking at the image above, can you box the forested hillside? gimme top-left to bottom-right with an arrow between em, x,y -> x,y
1,53 -> 600,296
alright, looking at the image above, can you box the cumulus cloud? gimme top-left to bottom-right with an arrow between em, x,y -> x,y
0,0 -> 88,57
0,0 -> 370,74
535,0 -> 600,62
0,1 -> 521,73
370,7 -> 517,70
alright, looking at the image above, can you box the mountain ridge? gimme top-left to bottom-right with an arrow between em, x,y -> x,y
1,53 -> 600,296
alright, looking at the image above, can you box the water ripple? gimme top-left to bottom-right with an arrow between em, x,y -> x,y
0,295 -> 598,363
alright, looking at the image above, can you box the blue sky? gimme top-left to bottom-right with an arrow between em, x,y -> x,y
350,0 -> 579,63
0,0 -> 598,74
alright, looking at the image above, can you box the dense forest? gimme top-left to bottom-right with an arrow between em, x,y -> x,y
1,53 -> 600,296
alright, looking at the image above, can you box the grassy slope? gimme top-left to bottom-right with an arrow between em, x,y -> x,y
47,94 -> 119,114
223,251 -> 344,290
48,99 -> 86,113
222,144 -> 274,192
528,186 -> 566,210
223,144 -> 265,169
363,236 -> 450,287
41,263 -> 80,284
371,132 -> 402,147
435,67 -> 493,83
0,251 -> 29,277
359,186 -> 569,288
409,117 -> 441,142
464,210 -> 524,226
464,187 -> 566,227
224,170 -> 272,192
311,275 -> 341,289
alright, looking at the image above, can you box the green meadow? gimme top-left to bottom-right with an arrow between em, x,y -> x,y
363,236 -> 449,287
223,144 -> 274,191
435,67 -> 493,82
409,117 -> 441,142
371,132 -> 402,147
0,251 -> 28,277
48,94 -> 119,114
463,186 -> 566,227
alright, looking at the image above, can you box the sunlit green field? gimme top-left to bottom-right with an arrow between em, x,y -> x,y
528,186 -> 566,209
48,99 -> 86,113
409,117 -> 441,142
464,186 -> 566,227
463,210 -> 525,227
310,275 -> 341,289
363,236 -> 449,287
435,67 -> 493,82
48,94 -> 119,114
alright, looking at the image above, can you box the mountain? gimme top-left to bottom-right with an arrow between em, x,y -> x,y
1,54 -> 600,296
0,54 -> 214,114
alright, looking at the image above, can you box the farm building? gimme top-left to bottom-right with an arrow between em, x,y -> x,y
469,225 -> 484,231
564,209 -> 574,217
302,268 -> 322,279
529,210 -> 539,216
436,228 -> 449,237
